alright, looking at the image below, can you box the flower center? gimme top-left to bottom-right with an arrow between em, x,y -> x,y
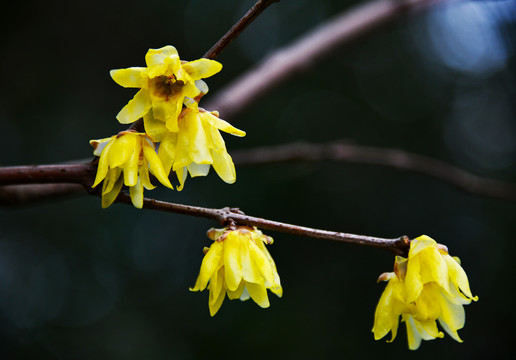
150,75 -> 184,100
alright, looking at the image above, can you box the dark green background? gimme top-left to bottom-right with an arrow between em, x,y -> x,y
1,0 -> 515,359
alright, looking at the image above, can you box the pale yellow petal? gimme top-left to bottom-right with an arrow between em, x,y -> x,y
116,89 -> 152,124
108,134 -> 138,169
249,240 -> 274,285
187,163 -> 210,178
373,279 -> 402,341
208,269 -> 226,316
246,282 -> 270,308
143,144 -> 173,189
240,238 -> 262,284
409,235 -> 437,257
443,254 -> 477,301
183,59 -> 222,80
202,112 -> 246,137
197,242 -> 224,290
92,137 -> 115,187
157,134 -> 177,176
405,256 -> 423,303
110,67 -> 147,88
404,315 -> 422,350
223,232 -> 243,292
211,150 -> 236,184
129,177 -> 144,209
101,175 -> 123,208
123,137 -> 140,187
152,98 -> 181,132
227,281 -> 246,300
143,110 -> 168,142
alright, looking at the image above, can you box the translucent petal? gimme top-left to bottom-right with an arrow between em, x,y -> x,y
444,254 -> 477,300
240,238 -> 262,284
129,177 -> 144,209
110,67 -> 147,88
373,279 -> 401,341
116,89 -> 152,124
249,240 -> 274,285
101,175 -> 123,208
187,163 -> 210,177
227,281 -> 245,300
419,248 -> 450,293
92,137 -> 115,187
143,110 -> 168,142
103,168 -> 122,194
108,134 -> 137,169
186,112 -> 213,164
246,282 -> 270,308
123,138 -> 140,186
145,46 -> 179,74
197,242 -> 223,290
409,235 -> 437,257
90,137 -> 113,157
438,291 -> 465,331
438,318 -> 463,343
211,150 -> 236,184
223,232 -> 243,292
404,315 -> 422,350
143,144 -> 173,189
240,286 -> 251,301
152,98 -> 181,132
175,167 -> 187,191
405,256 -> 423,303
157,133 -> 177,175
139,161 -> 156,190
208,269 -> 226,316
195,79 -> 209,94
414,283 -> 441,321
203,112 -> 246,137
183,59 -> 222,80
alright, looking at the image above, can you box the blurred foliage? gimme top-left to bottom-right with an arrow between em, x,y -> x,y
1,0 -> 515,359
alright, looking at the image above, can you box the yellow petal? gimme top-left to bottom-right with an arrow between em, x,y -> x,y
108,134 -> 138,169
129,177 -> 144,209
143,143 -> 173,189
103,168 -> 123,194
208,269 -> 226,316
203,112 -> 246,137
246,282 -> 270,308
158,131 -> 177,168
117,89 -> 152,124
405,256 -> 423,303
404,315 -> 422,350
414,283 -> 441,321
197,241 -> 224,290
223,232 -> 243,292
409,235 -> 437,257
123,138 -> 140,187
186,112 -> 213,164
101,175 -> 123,208
92,137 -> 116,187
143,110 -> 168,142
211,150 -> 236,184
139,160 -> 156,190
187,163 -> 210,178
183,59 -> 222,80
227,281 -> 246,300
437,290 -> 465,332
152,98 -> 182,132
373,278 -> 402,341
240,238 -> 262,284
145,46 -> 179,75
249,240 -> 274,285
443,254 -> 477,301
110,67 -> 148,88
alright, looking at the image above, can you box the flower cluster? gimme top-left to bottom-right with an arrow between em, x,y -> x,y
90,46 -> 245,207
190,226 -> 283,316
372,235 -> 478,350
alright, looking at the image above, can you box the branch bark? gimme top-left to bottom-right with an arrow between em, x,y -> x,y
205,0 -> 448,119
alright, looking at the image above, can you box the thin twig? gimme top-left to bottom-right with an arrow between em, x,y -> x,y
205,0 -> 448,119
203,0 -> 280,60
114,193 -> 411,256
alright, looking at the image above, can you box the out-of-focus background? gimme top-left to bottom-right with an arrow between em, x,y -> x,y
1,0 -> 515,358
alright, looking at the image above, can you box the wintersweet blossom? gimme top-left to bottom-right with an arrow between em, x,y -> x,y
190,226 -> 282,316
153,101 -> 246,190
90,131 -> 173,208
110,46 -> 222,132
373,235 -> 478,350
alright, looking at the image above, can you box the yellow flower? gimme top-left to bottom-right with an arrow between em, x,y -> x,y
373,235 -> 478,350
155,101 -> 246,190
110,45 -> 222,132
90,131 -> 173,208
190,226 -> 282,316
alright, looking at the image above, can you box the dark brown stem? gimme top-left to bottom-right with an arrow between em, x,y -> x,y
114,193 -> 410,256
205,0 -> 448,119
203,0 -> 280,60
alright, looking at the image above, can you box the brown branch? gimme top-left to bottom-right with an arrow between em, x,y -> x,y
203,0 -> 280,60
231,141 -> 516,202
114,193 -> 410,256
205,0 -> 449,119
2,140 -> 515,202
0,184 -> 85,205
